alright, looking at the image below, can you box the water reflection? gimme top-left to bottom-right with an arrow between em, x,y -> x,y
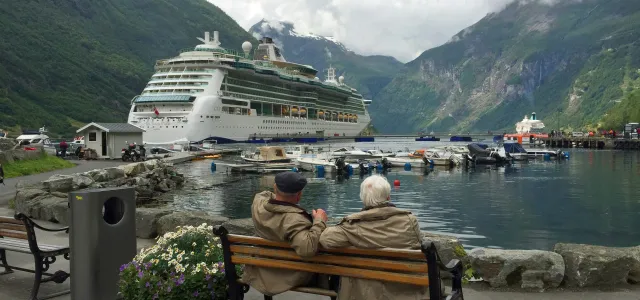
171,144 -> 640,250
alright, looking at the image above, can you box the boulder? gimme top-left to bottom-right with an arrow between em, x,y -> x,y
51,201 -> 70,225
50,191 -> 68,198
422,232 -> 468,279
221,218 -> 256,236
104,167 -> 126,180
119,162 -> 147,177
43,175 -> 73,193
26,195 -> 67,223
155,180 -> 171,193
554,243 -> 640,287
14,189 -> 47,213
70,174 -> 94,190
468,248 -> 564,290
143,159 -> 161,171
135,208 -> 173,239
157,212 -> 229,235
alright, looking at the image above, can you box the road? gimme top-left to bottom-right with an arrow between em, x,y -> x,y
0,160 -> 126,206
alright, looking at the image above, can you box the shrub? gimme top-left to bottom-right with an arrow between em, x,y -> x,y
119,223 -> 241,299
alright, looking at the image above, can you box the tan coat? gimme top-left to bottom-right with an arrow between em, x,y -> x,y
319,204 -> 428,300
242,191 -> 327,295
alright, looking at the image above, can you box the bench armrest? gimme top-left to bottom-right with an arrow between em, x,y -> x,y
14,213 -> 69,232
421,241 -> 464,300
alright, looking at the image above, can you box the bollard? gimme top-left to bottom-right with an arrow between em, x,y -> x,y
544,153 -> 551,161
404,162 -> 412,171
211,161 -> 216,172
346,164 -> 354,176
69,187 -> 136,300
316,165 -> 325,177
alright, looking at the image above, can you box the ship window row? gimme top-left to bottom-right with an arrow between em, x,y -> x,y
152,74 -> 212,80
226,77 -> 317,97
250,102 -> 358,123
222,91 -> 315,108
146,82 -> 209,88
142,89 -> 204,95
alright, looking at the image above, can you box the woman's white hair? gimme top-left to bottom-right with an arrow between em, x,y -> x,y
360,175 -> 391,208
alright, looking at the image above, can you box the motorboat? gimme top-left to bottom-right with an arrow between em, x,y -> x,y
415,135 -> 440,141
242,146 -> 292,163
15,126 -> 57,155
364,149 -> 396,158
394,147 -> 412,157
385,149 -> 429,168
524,148 -> 566,159
285,144 -> 317,160
330,147 -> 372,160
450,136 -> 472,142
464,143 -> 509,165
500,142 -> 529,161
296,155 -> 349,174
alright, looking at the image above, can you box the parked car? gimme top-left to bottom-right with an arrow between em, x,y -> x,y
571,132 -> 585,137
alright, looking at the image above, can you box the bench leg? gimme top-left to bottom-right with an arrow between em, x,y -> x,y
0,249 -> 13,275
30,256 -> 44,300
264,296 -> 273,300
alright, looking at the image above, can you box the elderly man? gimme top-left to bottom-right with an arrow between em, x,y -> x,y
242,171 -> 328,296
319,175 -> 427,300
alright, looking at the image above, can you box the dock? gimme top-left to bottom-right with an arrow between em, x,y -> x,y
540,137 -> 640,150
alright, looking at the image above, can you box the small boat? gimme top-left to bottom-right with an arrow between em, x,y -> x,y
364,149 -> 396,158
525,148 -> 565,159
296,156 -> 349,175
385,149 -> 429,168
501,142 -> 528,161
203,154 -> 222,159
415,136 -> 440,141
464,143 -> 509,165
242,146 -> 292,163
16,126 -> 57,155
330,147 -> 372,160
450,136 -> 473,142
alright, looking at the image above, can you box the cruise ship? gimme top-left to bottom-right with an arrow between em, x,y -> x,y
127,31 -> 371,144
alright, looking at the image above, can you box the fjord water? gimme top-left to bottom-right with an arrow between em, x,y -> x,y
171,139 -> 640,250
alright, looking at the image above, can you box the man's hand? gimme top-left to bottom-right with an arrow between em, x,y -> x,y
312,209 -> 328,222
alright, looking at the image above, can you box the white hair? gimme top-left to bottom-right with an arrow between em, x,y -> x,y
360,175 -> 391,208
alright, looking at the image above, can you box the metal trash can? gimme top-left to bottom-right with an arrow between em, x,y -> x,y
69,187 -> 136,300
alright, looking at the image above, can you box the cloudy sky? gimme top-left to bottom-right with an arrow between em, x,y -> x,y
210,0 -> 519,62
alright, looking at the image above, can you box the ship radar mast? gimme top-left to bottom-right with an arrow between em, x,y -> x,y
325,65 -> 337,84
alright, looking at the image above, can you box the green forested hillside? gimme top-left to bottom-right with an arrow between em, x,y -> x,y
0,0 -> 255,136
370,0 -> 640,133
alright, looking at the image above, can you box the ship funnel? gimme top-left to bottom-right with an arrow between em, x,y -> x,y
213,31 -> 219,43
204,32 -> 210,42
531,112 -> 536,120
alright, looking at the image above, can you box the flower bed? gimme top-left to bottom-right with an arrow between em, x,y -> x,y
119,223 -> 241,299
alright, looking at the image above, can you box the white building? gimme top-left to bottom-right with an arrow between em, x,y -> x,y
76,123 -> 145,159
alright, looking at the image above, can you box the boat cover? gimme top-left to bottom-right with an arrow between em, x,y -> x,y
467,143 -> 492,156
504,143 -> 527,153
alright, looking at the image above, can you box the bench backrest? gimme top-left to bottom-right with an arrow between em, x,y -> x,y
214,226 -> 441,288
0,216 -> 28,240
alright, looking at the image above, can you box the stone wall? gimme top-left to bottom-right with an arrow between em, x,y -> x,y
13,159 -> 184,224
0,144 -> 44,164
0,138 -> 16,151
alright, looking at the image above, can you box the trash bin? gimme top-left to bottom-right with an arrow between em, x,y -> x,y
69,187 -> 136,300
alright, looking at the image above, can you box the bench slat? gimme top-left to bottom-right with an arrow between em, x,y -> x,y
232,256 -> 429,286
0,230 -> 27,240
228,234 -> 425,260
0,217 -> 23,225
291,287 -> 338,297
231,245 -> 429,273
0,238 -> 68,252
0,224 -> 27,232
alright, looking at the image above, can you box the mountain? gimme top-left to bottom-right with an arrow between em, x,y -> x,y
370,0 -> 640,134
249,20 -> 403,100
0,0 -> 256,136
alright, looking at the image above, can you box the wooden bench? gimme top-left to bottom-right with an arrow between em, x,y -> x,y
0,213 -> 71,300
214,226 -> 464,300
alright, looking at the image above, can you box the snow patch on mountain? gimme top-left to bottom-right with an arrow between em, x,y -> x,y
253,19 -> 352,52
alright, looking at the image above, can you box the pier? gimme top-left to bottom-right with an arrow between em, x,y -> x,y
541,137 -> 640,150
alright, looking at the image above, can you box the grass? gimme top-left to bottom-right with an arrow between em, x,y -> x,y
2,154 -> 75,178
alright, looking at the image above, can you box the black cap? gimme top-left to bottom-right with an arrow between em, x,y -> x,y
275,171 -> 307,194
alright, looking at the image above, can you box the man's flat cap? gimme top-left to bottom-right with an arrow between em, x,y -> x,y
275,171 -> 307,193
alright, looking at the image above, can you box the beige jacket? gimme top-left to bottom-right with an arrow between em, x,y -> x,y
242,191 -> 327,295
319,204 -> 428,300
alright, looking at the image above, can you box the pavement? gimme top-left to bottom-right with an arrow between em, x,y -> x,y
0,160 -> 126,206
1,207 -> 639,300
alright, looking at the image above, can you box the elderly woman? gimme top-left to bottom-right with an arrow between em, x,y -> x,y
319,175 -> 427,300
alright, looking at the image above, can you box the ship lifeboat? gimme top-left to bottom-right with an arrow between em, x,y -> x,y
282,106 -> 289,114
318,111 -> 325,119
300,108 -> 307,115
291,107 -> 299,114
338,113 -> 344,119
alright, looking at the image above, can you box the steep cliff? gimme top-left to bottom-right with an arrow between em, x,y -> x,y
249,20 -> 403,100
371,0 -> 640,133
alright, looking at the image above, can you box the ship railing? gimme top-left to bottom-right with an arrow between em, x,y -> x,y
220,91 -> 316,107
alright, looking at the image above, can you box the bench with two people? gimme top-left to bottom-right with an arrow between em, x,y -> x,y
215,172 -> 464,300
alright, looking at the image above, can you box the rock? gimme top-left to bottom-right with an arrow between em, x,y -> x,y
14,189 -> 47,213
50,191 -> 68,198
221,218 -> 256,236
143,159 -> 161,171
155,180 -> 171,192
135,208 -> 172,239
43,175 -> 73,193
422,232 -> 469,279
134,177 -> 151,186
554,243 -> 640,287
104,167 -> 126,180
26,196 -> 67,222
70,174 -> 94,190
51,201 -> 70,225
119,162 -> 147,177
468,248 -> 564,289
157,212 -> 229,235
89,169 -> 110,182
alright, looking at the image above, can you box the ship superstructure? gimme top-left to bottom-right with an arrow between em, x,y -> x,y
127,31 -> 371,144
